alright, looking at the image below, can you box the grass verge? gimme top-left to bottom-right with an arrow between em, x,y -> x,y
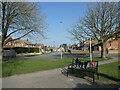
99,61 -> 120,84
2,57 -> 111,77
2,58 -> 71,77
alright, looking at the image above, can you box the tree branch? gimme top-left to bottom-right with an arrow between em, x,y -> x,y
13,30 -> 34,41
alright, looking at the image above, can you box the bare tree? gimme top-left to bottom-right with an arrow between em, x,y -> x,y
68,24 -> 89,45
1,2 -> 45,47
80,2 -> 120,58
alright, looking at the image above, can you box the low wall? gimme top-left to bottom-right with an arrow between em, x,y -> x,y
71,50 -> 89,54
17,52 -> 42,56
17,51 -> 52,56
3,49 -> 16,57
109,50 -> 118,54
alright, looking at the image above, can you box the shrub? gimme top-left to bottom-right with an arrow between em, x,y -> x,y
109,48 -> 116,50
3,47 -> 39,54
50,49 -> 53,52
34,48 -> 39,53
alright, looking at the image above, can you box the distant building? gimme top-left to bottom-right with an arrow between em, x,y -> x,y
14,39 -> 32,47
34,44 -> 44,49
106,38 -> 119,50
3,36 -> 14,48
3,37 -> 45,49
57,47 -> 65,52
69,44 -> 79,50
70,38 -> 119,51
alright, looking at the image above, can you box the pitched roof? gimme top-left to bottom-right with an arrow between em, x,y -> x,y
14,39 -> 32,45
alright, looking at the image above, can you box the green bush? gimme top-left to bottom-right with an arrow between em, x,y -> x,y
109,48 -> 116,50
34,48 -> 39,52
3,47 -> 39,54
50,49 -> 53,52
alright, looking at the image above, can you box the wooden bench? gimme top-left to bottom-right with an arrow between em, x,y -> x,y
66,61 -> 99,83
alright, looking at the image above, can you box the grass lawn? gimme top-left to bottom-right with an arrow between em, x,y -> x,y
98,61 -> 120,84
2,57 -> 111,77
2,58 -> 71,77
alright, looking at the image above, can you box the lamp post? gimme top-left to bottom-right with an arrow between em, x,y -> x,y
61,44 -> 63,60
53,41 -> 55,52
90,37 -> 92,62
60,21 -> 63,60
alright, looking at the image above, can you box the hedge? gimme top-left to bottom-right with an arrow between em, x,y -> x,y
4,47 -> 39,54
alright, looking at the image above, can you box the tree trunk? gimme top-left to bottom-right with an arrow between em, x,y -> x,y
1,37 -> 4,61
100,43 -> 106,58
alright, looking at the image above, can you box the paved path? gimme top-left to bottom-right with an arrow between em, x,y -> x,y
2,57 -> 119,88
99,57 -> 119,65
2,68 -> 116,88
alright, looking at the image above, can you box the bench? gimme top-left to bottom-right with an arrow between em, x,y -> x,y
66,60 -> 99,83
61,67 -> 68,76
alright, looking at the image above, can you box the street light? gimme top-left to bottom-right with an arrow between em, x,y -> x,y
60,21 -> 63,60
90,37 -> 92,62
61,44 -> 63,60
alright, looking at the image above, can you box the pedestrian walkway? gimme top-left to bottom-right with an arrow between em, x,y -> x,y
99,57 -> 118,65
2,57 -> 119,88
2,68 -> 114,88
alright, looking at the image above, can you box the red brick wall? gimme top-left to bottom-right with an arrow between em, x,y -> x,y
106,39 -> 118,50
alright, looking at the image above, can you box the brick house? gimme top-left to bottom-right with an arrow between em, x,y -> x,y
14,39 -> 32,47
85,38 -> 119,51
3,36 -> 14,48
106,38 -> 119,50
71,38 -> 119,51
34,44 -> 44,49
4,38 -> 32,48
3,37 -> 44,49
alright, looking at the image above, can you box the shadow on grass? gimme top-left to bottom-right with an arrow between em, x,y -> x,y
99,73 -> 120,82
69,71 -> 120,84
62,71 -> 119,89
73,83 -> 119,89
62,69 -> 120,88
65,69 -> 95,84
